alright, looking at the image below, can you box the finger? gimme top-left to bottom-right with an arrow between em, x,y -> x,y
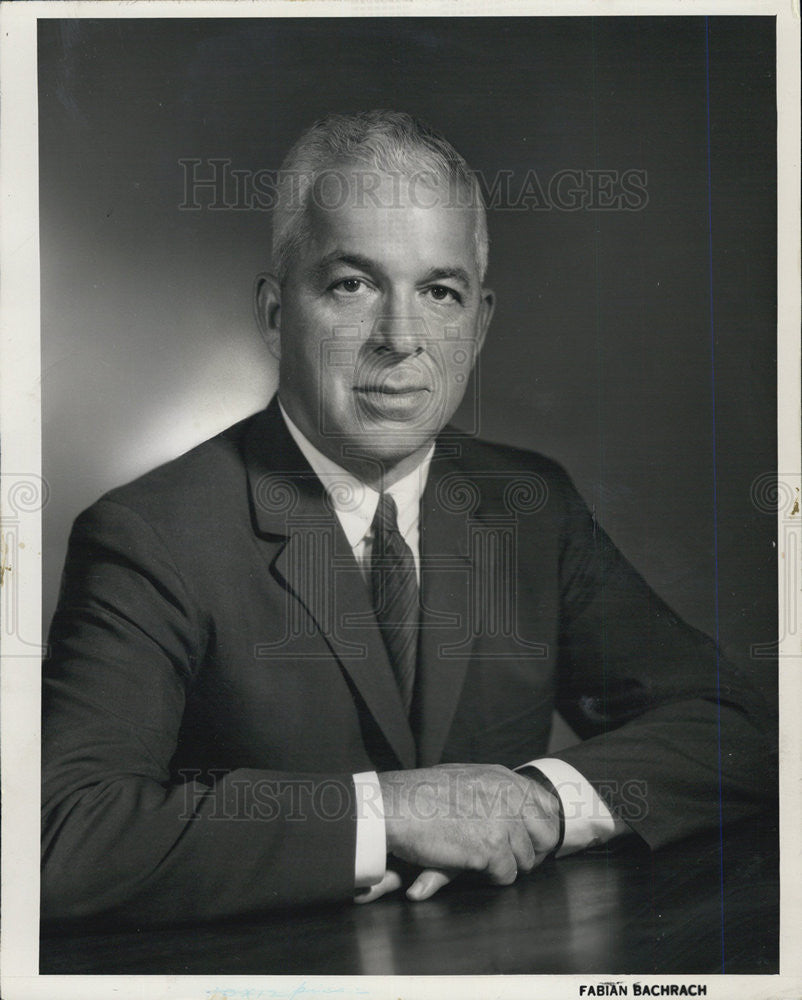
354,869 -> 403,904
406,868 -> 456,901
485,847 -> 518,886
522,807 -> 559,850
508,823 -> 537,874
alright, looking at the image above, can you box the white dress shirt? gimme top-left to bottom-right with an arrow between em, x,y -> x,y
279,400 -> 628,888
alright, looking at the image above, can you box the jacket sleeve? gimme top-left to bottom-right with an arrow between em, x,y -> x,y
548,468 -> 775,849
42,498 -> 358,927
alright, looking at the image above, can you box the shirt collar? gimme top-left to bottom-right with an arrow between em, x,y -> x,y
278,399 -> 434,547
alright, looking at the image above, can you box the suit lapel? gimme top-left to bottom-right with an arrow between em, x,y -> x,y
272,535 -> 416,769
415,440 -> 477,767
244,399 -> 416,769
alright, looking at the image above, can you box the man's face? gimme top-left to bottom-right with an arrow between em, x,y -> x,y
262,166 -> 494,483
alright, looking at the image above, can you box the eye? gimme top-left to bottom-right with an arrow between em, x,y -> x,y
426,285 -> 462,304
331,277 -> 364,294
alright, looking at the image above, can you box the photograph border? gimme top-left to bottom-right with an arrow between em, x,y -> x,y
1,1 -> 799,998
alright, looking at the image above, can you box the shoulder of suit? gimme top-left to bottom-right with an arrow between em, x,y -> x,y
80,414 -> 579,527
443,427 -> 573,484
80,410 -> 263,528
435,427 -> 581,520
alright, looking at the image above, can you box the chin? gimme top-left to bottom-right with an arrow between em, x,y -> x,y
346,425 -> 439,463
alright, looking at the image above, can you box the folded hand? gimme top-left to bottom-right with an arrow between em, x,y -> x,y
375,763 -> 561,901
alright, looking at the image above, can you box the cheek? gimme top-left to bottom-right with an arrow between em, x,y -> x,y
432,318 -> 481,377
281,307 -> 328,367
285,319 -> 356,410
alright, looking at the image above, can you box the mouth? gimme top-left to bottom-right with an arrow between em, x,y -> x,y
354,384 -> 430,396
353,380 -> 433,421
352,354 -> 437,420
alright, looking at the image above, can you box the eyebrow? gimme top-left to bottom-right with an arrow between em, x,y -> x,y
312,253 -> 475,291
311,252 -> 378,280
419,266 -> 473,290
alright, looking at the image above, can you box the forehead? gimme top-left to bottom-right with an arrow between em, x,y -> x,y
301,167 -> 479,275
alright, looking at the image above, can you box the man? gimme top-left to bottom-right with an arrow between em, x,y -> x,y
41,110 -> 771,926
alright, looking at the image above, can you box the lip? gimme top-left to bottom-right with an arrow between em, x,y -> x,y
353,385 -> 432,421
354,385 -> 430,395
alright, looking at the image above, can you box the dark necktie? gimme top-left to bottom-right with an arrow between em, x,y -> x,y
370,493 -> 419,714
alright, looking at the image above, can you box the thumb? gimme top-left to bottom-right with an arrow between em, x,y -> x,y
406,868 -> 456,901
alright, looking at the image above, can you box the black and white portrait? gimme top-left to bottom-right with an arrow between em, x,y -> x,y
0,5 -> 798,999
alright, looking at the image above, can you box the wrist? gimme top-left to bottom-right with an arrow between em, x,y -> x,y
521,767 -> 565,855
377,771 -> 402,853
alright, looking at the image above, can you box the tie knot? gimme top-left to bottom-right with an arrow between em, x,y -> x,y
373,492 -> 400,536
372,493 -> 404,553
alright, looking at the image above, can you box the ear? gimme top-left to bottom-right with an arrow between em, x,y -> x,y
253,272 -> 282,360
475,286 -> 495,356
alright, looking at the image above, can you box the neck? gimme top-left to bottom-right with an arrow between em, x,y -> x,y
278,398 -> 434,490
336,444 -> 434,491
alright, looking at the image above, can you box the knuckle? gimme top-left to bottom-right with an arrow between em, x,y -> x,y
487,828 -> 506,853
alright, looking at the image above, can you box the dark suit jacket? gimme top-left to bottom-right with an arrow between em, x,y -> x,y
42,397 -> 773,926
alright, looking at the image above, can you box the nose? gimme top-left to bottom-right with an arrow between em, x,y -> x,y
369,312 -> 428,357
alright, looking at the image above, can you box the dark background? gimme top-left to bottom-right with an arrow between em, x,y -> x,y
38,16 -> 777,710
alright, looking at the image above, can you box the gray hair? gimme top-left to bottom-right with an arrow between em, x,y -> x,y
272,110 -> 489,284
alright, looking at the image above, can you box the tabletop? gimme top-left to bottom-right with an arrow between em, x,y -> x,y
40,814 -> 778,976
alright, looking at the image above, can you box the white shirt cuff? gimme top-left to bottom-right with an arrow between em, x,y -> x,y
520,757 -> 630,858
353,771 -> 387,888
